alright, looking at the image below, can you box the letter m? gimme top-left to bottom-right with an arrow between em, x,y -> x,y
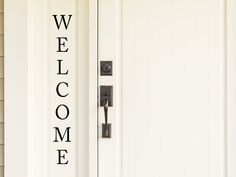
53,15 -> 72,30
54,127 -> 71,142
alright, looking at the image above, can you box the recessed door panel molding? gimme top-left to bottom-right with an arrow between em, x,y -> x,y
121,0 -> 226,176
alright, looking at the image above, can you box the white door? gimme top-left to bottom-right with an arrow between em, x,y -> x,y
4,0 -> 236,177
98,0 -> 235,177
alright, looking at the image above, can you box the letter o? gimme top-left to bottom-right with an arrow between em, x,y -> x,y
56,104 -> 70,120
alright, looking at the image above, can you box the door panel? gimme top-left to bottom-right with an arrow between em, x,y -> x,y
98,0 -> 226,177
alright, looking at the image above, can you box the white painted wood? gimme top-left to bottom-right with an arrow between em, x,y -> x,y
4,0 -> 236,177
28,1 -> 50,176
226,0 -> 236,177
98,0 -> 229,177
98,0 -> 121,177
48,1 -> 77,176
5,0 -> 94,177
5,0 -> 29,177
89,0 -> 98,177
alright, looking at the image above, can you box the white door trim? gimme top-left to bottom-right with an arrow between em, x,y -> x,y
89,0 -> 98,176
5,0 -> 98,177
226,0 -> 236,176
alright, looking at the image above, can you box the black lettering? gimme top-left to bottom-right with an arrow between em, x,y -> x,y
57,149 -> 69,165
57,59 -> 68,75
57,37 -> 69,52
55,104 -> 70,120
53,15 -> 72,30
56,82 -> 69,97
54,127 -> 71,142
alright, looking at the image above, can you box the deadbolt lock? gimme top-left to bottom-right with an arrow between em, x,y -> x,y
101,61 -> 112,76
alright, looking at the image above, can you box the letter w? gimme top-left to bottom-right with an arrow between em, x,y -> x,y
54,127 -> 71,142
53,15 -> 72,30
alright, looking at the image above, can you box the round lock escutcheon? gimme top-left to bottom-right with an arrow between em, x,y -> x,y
102,63 -> 112,73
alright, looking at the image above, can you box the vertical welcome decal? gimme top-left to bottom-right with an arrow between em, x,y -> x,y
53,14 -> 72,165
50,1 -> 76,176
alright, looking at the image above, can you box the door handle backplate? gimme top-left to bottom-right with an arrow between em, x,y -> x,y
100,86 -> 113,138
100,86 -> 113,107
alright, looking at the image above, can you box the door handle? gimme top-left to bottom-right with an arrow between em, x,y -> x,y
102,99 -> 111,138
100,85 -> 113,138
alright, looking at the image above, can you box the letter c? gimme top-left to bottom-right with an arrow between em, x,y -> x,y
56,82 -> 69,97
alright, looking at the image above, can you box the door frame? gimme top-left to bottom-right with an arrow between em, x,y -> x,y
4,0 -> 236,177
226,0 -> 236,176
4,0 -> 98,177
